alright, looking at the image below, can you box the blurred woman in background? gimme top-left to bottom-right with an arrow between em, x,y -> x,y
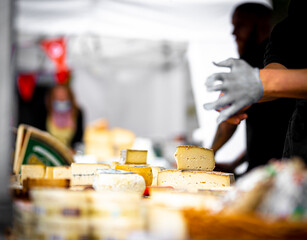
45,84 -> 83,149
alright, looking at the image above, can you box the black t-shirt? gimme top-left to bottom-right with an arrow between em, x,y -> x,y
241,40 -> 295,171
264,0 -> 307,162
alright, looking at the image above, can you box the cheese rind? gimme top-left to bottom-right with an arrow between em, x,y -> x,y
114,165 -> 153,186
71,163 -> 110,186
93,169 -> 145,193
175,146 -> 215,171
157,170 -> 234,192
151,166 -> 163,186
21,165 -> 46,183
120,149 -> 147,165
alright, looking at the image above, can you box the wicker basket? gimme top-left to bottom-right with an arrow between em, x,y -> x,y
183,209 -> 307,240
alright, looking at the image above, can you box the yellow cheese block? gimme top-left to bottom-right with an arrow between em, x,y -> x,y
71,163 -> 110,186
114,165 -> 153,186
120,149 -> 147,165
21,165 -> 46,183
45,166 -> 72,179
53,166 -> 71,179
175,146 -> 215,171
45,167 -> 56,179
157,170 -> 234,192
110,161 -> 120,169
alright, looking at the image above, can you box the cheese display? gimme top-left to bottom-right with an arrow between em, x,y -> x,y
120,149 -> 147,165
92,169 -> 146,193
83,119 -> 135,162
21,165 -> 45,182
175,145 -> 215,171
13,124 -> 73,175
157,170 -> 234,192
183,159 -> 307,240
71,163 -> 110,186
114,164 -> 153,186
11,130 -> 307,240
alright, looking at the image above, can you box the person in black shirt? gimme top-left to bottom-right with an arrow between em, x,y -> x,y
205,0 -> 307,163
263,0 -> 307,161
210,3 -> 295,174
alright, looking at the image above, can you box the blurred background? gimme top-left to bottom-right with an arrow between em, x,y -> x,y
0,0 -> 291,235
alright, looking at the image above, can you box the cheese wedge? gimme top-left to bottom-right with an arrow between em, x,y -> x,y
175,146 -> 215,171
114,165 -> 153,186
14,125 -> 73,175
120,149 -> 147,165
21,165 -> 46,183
157,170 -> 234,192
71,163 -> 110,186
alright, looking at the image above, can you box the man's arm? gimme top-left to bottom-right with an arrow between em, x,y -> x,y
260,68 -> 307,100
204,59 -> 307,124
225,62 -> 288,124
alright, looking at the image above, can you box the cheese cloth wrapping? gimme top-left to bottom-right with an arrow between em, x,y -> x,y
203,58 -> 263,124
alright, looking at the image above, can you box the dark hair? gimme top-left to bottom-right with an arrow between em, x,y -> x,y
234,2 -> 272,18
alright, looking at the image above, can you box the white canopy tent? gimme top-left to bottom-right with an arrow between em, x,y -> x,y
14,0 -> 271,164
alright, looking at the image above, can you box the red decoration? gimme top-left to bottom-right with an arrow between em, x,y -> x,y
55,70 -> 71,84
18,74 -> 36,101
41,38 -> 68,72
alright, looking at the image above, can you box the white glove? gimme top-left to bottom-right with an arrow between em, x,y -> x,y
203,58 -> 263,124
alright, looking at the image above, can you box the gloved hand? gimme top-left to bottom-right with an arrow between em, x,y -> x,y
203,58 -> 263,124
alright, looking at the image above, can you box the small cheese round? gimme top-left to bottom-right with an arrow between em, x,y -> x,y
93,169 -> 145,193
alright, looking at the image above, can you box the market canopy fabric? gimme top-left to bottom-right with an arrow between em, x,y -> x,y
15,0 -> 270,41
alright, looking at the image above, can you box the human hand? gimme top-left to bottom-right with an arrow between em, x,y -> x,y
203,58 -> 263,124
225,112 -> 248,125
216,92 -> 248,124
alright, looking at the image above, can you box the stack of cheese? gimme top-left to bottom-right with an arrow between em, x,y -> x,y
27,188 -> 146,240
110,149 -> 164,188
113,149 -> 153,186
157,146 -> 234,192
19,163 -> 111,190
83,119 -> 135,162
20,165 -> 71,189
